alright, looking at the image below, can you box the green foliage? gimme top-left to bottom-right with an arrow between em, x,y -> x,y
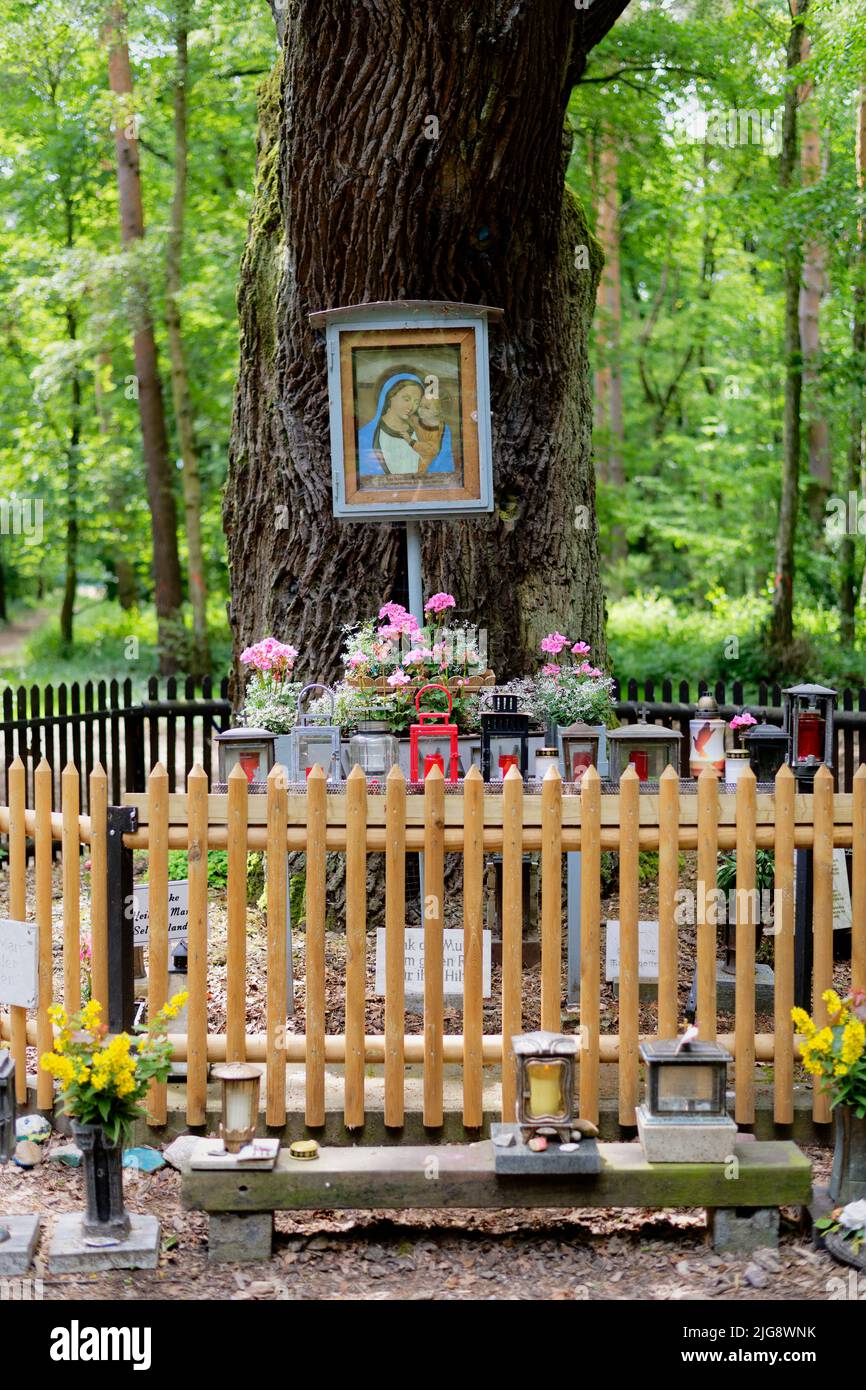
166,848 -> 230,890
717,849 -> 776,893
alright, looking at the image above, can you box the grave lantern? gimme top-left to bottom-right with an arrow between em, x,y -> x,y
783,683 -> 836,771
348,715 -> 400,783
534,747 -> 560,782
606,709 -> 682,785
743,722 -> 790,783
480,693 -> 530,781
560,720 -> 601,784
409,683 -> 459,783
636,1037 -> 735,1163
213,1062 -> 260,1154
288,683 -> 342,783
513,1031 -> 579,1145
216,727 -> 276,786
689,694 -> 726,777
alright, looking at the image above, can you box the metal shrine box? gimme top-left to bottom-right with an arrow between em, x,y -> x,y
480,693 -> 530,782
215,727 -> 276,787
287,684 -> 342,784
636,1039 -> 735,1164
513,1030 -> 579,1144
783,683 -> 836,771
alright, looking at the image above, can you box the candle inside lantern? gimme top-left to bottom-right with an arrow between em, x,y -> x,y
424,752 -> 444,776
571,750 -> 592,780
225,1084 -> 253,1135
628,750 -> 649,781
526,1060 -> 564,1119
239,752 -> 260,782
797,711 -> 824,761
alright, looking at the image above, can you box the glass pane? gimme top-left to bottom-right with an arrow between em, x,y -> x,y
656,1064 -> 717,1113
525,1060 -> 566,1119
491,736 -> 521,779
226,746 -> 267,783
301,734 -> 334,778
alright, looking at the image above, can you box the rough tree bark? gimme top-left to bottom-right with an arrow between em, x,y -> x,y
769,0 -> 808,656
225,1 -> 629,690
105,2 -> 184,672
166,2 -> 211,675
841,82 -> 866,645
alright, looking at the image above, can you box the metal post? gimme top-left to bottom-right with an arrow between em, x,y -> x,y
405,519 -> 424,624
794,763 -> 816,1011
107,805 -> 137,1032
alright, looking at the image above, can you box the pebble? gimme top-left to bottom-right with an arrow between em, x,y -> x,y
744,1261 -> 770,1289
527,1136 -> 548,1152
571,1120 -> 599,1139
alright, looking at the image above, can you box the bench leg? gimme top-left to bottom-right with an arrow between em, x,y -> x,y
709,1207 -> 779,1254
208,1212 -> 274,1264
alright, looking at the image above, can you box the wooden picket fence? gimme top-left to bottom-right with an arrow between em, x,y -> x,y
2,754 -> 866,1133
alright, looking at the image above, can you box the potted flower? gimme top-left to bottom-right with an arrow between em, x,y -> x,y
792,989 -> 866,1204
729,710 -> 757,749
238,637 -> 301,769
814,1199 -> 866,1272
42,994 -> 187,1238
343,596 -> 494,696
530,635 -> 615,748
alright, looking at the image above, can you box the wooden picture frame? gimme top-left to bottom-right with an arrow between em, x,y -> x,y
309,301 -> 500,520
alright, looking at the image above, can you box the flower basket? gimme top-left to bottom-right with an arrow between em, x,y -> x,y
346,669 -> 495,696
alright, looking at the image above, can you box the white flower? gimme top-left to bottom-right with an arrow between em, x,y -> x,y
838,1199 -> 866,1232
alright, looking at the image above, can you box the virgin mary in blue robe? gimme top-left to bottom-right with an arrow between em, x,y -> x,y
357,372 -> 455,477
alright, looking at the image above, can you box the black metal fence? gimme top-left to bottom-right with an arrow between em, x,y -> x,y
0,676 -> 232,816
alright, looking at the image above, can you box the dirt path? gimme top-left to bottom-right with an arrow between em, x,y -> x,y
0,606 -> 49,664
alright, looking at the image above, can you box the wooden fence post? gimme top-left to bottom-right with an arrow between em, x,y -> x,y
8,756 -> 27,1102
773,765 -> 795,1124
657,765 -> 679,1039
62,763 -> 81,1015
423,765 -> 446,1128
35,758 -> 53,1110
735,766 -> 757,1126
696,768 -> 719,1040
618,766 -> 640,1126
579,766 -> 601,1125
186,764 -> 209,1126
226,765 -> 248,1063
147,763 -> 169,1126
305,765 -> 327,1128
501,765 -> 523,1122
384,766 -> 406,1128
266,764 -> 288,1127
462,766 -> 484,1128
344,766 -> 367,1130
852,764 -> 866,996
812,764 -> 834,1125
540,766 -> 563,1033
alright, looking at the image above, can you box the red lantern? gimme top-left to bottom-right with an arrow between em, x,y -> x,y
409,683 -> 459,783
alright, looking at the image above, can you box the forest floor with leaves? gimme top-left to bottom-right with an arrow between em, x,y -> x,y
3,858 -> 856,1301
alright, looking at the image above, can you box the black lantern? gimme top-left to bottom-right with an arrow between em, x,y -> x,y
560,720 -> 601,784
743,722 -> 790,783
607,709 -> 682,784
215,727 -> 276,788
783,683 -> 836,771
637,1038 -> 735,1163
480,693 -> 530,782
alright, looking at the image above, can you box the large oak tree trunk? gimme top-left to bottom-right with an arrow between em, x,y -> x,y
225,1 -> 628,691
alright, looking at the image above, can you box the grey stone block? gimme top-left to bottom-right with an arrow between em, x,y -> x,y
711,1206 -> 780,1254
716,963 -> 775,1013
490,1123 -> 601,1176
48,1212 -> 160,1273
637,1105 -> 737,1164
0,1215 -> 41,1275
208,1211 -> 274,1263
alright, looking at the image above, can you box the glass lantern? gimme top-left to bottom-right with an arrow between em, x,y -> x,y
348,718 -> 400,783
212,1062 -> 260,1154
215,727 -> 276,787
689,693 -> 726,777
607,710 -> 682,784
743,722 -> 790,782
639,1039 -> 730,1117
288,683 -> 342,783
560,720 -> 601,784
480,693 -> 530,782
409,683 -> 459,783
534,747 -> 560,782
783,683 -> 836,770
513,1031 -> 579,1145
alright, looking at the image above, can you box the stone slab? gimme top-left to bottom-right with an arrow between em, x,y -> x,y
182,1139 -> 811,1215
636,1105 -> 738,1164
48,1213 -> 160,1273
716,962 -> 775,1013
490,1123 -> 601,1176
0,1214 -> 41,1275
711,1206 -> 780,1254
208,1211 -> 274,1264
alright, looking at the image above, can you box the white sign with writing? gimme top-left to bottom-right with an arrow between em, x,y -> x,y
374,928 -> 492,997
605,920 -> 660,983
0,918 -> 38,1008
833,848 -> 852,932
132,881 -> 190,948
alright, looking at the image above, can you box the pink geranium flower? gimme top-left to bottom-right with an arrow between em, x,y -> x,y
424,592 -> 456,615
540,632 -> 570,656
571,640 -> 591,656
240,638 -> 298,676
387,669 -> 411,687
542,663 -> 561,677
730,712 -> 758,730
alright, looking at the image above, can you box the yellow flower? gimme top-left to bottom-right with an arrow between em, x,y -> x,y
822,989 -> 847,1022
48,1004 -> 67,1028
810,1027 -> 834,1054
841,1019 -> 866,1066
791,1007 -> 815,1037
81,1000 -> 102,1030
834,1061 -> 850,1077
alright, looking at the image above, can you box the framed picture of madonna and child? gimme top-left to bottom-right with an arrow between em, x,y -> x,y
309,301 -> 500,520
